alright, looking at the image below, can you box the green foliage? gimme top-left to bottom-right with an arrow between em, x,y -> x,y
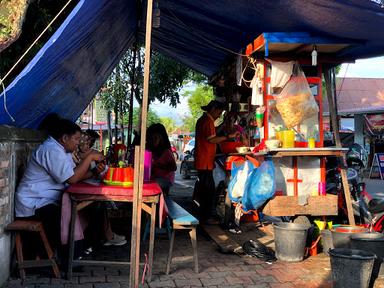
123,107 -> 160,129
149,52 -> 192,107
160,117 -> 176,134
180,115 -> 196,132
0,0 -> 79,85
183,84 -> 214,120
100,47 -> 205,134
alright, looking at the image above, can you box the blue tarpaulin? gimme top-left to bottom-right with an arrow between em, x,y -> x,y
1,0 -> 384,128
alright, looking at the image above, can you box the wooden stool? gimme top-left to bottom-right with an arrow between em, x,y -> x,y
6,220 -> 60,280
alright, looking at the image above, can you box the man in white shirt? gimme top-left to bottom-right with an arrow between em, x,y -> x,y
15,119 -> 104,251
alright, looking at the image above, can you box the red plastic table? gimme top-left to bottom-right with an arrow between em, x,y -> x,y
65,181 -> 162,281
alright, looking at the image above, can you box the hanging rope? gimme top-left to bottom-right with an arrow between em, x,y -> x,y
0,78 -> 15,122
0,0 -> 74,122
0,0 -> 74,87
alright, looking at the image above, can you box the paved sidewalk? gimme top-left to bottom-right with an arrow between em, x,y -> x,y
5,176 -> 384,288
5,229 -> 384,288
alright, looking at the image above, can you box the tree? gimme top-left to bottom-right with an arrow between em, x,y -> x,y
124,107 -> 160,129
160,117 -> 176,134
180,115 -> 196,133
99,48 -> 205,141
0,0 -> 78,85
183,84 -> 214,120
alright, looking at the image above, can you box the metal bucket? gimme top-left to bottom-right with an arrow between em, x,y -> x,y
331,225 -> 368,248
320,229 -> 334,255
351,233 -> 384,281
273,222 -> 309,262
329,248 -> 376,288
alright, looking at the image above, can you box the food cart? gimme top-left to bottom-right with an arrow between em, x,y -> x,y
215,32 -> 356,223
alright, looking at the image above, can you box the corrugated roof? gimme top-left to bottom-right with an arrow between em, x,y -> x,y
323,78 -> 384,114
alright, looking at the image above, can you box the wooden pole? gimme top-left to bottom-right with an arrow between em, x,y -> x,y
129,146 -> 141,287
129,0 -> 154,286
324,66 -> 355,225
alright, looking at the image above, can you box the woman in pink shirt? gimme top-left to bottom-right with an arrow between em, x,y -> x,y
146,123 -> 177,195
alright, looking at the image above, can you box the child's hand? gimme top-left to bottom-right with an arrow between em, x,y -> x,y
90,151 -> 104,162
96,162 -> 106,174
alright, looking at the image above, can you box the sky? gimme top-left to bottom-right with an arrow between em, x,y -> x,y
148,82 -> 194,125
150,56 -> 384,124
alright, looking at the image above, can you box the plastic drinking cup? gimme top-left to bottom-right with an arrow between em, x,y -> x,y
282,130 -> 295,148
308,137 -> 315,149
318,182 -> 326,196
256,113 -> 264,128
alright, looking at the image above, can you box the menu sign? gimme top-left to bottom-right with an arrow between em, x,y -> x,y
369,153 -> 384,180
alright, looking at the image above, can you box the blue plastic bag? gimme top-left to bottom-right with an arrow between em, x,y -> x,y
242,159 -> 275,212
228,160 -> 255,203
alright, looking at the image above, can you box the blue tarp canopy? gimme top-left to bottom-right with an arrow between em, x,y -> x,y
1,0 -> 384,128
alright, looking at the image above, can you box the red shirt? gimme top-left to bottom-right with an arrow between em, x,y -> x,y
195,113 -> 216,170
151,149 -> 176,183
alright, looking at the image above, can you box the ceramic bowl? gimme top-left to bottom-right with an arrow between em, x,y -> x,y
265,139 -> 281,149
235,146 -> 250,153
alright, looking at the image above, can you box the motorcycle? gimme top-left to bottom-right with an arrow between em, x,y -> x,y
171,145 -> 179,160
357,182 -> 384,232
326,166 -> 360,222
346,143 -> 368,182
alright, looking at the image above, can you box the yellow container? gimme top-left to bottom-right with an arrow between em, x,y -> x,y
282,130 -> 295,148
308,137 -> 316,149
276,131 -> 283,141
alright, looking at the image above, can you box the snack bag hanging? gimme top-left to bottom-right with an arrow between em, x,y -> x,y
275,64 -> 319,128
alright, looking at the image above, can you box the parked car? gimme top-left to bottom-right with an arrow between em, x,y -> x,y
183,138 -> 195,154
180,149 -> 197,179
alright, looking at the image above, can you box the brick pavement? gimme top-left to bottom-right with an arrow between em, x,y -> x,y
5,178 -> 384,288
5,230 -> 384,288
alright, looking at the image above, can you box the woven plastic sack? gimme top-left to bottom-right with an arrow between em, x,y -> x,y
276,68 -> 319,129
242,159 -> 275,212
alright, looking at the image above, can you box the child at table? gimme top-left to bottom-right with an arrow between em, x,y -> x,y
15,118 -> 105,253
146,123 -> 177,195
71,129 -> 126,247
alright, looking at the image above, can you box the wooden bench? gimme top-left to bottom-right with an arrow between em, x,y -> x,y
6,220 -> 60,281
165,197 -> 199,274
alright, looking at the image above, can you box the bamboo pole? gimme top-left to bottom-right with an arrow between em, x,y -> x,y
129,0 -> 154,286
324,66 -> 355,225
129,146 -> 140,287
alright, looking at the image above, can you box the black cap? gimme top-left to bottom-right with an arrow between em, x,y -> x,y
201,100 -> 225,112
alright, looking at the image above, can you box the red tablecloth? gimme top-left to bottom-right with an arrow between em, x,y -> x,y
61,181 -> 164,245
66,181 -> 162,196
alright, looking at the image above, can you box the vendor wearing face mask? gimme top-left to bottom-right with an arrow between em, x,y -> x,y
194,100 -> 240,224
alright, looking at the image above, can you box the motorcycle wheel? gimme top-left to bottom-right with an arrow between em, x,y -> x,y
180,162 -> 190,179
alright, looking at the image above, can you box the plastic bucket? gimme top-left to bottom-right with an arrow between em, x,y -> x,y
331,225 -> 368,248
320,229 -> 334,255
273,223 -> 309,262
329,248 -> 376,288
281,130 -> 295,148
